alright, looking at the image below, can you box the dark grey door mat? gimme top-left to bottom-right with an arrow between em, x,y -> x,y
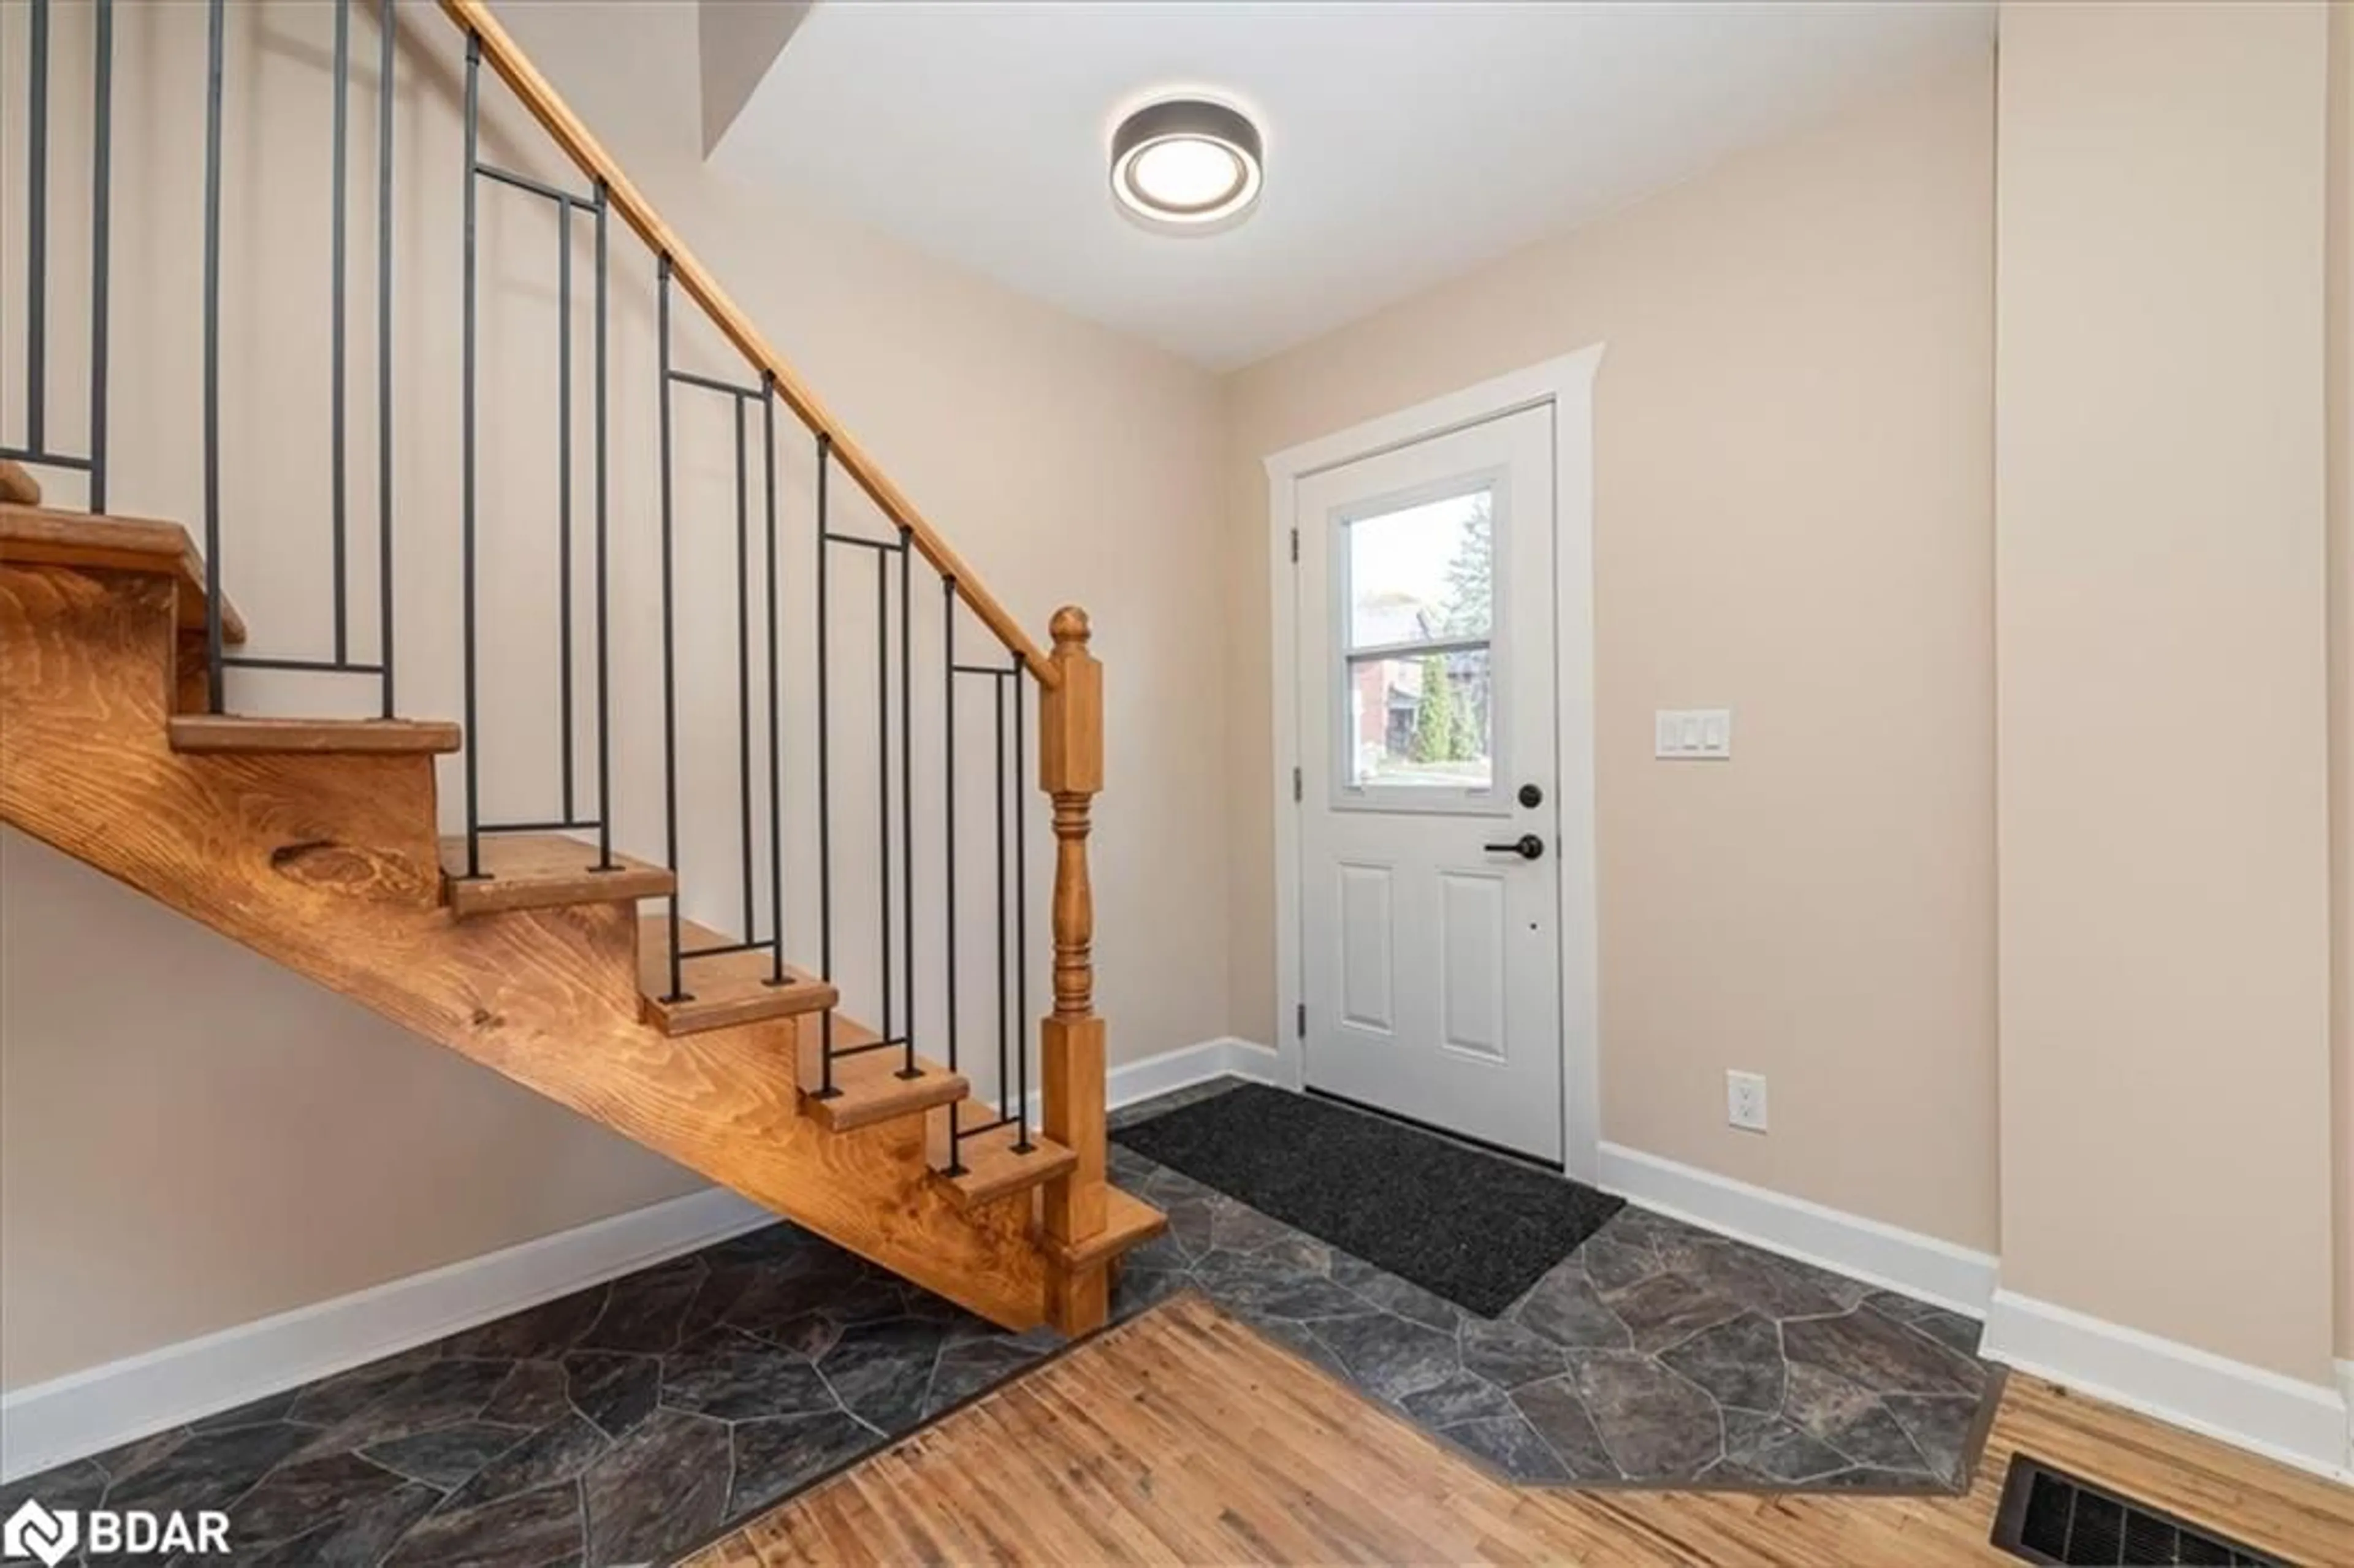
1111,1083 -> 1621,1317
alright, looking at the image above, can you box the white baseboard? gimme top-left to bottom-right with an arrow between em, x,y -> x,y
0,1035 -> 1274,1486
1004,1034 -> 1281,1126
0,1186 -> 772,1485
1106,1035 -> 1282,1109
1591,1146 -> 2354,1477
2341,1359 -> 2354,1468
1596,1143 -> 1999,1318
1981,1292 -> 2352,1482
10,1046 -> 2329,1488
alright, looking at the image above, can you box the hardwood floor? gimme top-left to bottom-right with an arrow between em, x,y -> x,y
686,1292 -> 2353,1567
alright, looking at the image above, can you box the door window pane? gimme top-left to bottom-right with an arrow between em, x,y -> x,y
1345,649 -> 1493,790
1347,490 -> 1492,648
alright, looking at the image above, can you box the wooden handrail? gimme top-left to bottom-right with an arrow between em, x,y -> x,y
436,0 -> 1058,688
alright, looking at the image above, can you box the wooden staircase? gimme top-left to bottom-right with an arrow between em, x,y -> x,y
0,484 -> 1162,1334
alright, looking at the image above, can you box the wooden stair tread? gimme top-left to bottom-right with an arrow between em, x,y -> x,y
638,915 -> 834,1035
1050,1186 -> 1168,1274
2,503 -> 248,642
805,1025 -> 967,1132
443,834 -> 674,917
169,715 -> 462,755
937,1121 -> 1077,1208
0,461 -> 40,506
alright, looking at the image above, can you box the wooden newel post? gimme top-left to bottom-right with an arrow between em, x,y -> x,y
1038,606 -> 1110,1333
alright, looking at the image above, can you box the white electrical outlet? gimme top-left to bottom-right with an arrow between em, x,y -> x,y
1726,1070 -> 1769,1133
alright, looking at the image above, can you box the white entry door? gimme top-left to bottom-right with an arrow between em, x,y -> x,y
1294,405 -> 1563,1163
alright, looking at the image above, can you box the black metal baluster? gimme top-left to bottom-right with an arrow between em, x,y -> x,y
763,376 -> 785,983
86,0 -> 110,514
657,254 -> 687,1002
897,527 -> 919,1079
330,0 -> 349,663
459,30 -> 482,875
814,433 -> 838,1098
460,164 -> 593,843
590,183 -> 612,866
1011,655 -> 1032,1151
940,576 -> 964,1174
875,549 -> 892,1054
2,11 -> 7,441
665,368 -> 752,398
994,671 -> 1009,1121
735,395 -> 755,940
202,0 -> 225,712
375,0 -> 394,717
25,0 -> 47,457
557,199 -> 574,826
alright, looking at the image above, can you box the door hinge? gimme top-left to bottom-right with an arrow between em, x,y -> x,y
1290,527 -> 1300,564
1297,1002 -> 1307,1038
1292,766 -> 1303,802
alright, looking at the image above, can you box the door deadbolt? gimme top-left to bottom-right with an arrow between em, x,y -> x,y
1518,783 -> 1544,809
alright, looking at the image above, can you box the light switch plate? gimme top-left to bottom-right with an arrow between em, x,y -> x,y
1656,708 -> 1734,759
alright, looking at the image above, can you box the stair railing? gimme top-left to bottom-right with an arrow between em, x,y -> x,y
0,0 -> 112,514
449,10 -> 1092,1208
1,0 -> 1114,1319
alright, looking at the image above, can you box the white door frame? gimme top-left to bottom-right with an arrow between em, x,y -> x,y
1263,345 -> 1604,1182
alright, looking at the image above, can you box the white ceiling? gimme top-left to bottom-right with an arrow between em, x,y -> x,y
711,2 -> 1994,370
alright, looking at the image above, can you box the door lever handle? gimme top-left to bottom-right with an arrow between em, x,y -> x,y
1484,834 -> 1546,861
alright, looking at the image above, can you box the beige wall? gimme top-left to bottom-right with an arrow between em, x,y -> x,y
2331,0 -> 2352,1363
1224,60 -> 2001,1252
0,0 -> 1228,1390
1995,1 -> 2335,1384
0,831 -> 707,1390
698,0 -> 812,155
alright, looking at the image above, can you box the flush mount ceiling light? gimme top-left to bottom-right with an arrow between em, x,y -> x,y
1109,98 -> 1263,235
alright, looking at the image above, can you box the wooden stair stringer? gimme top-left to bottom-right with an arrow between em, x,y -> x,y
0,563 -> 1054,1330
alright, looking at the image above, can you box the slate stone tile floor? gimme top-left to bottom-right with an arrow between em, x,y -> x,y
4,1076 -> 2000,1566
0,1225 -> 1064,1567
1107,1076 -> 2002,1495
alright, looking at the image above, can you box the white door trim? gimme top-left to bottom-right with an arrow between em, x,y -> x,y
1263,345 -> 1605,1182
